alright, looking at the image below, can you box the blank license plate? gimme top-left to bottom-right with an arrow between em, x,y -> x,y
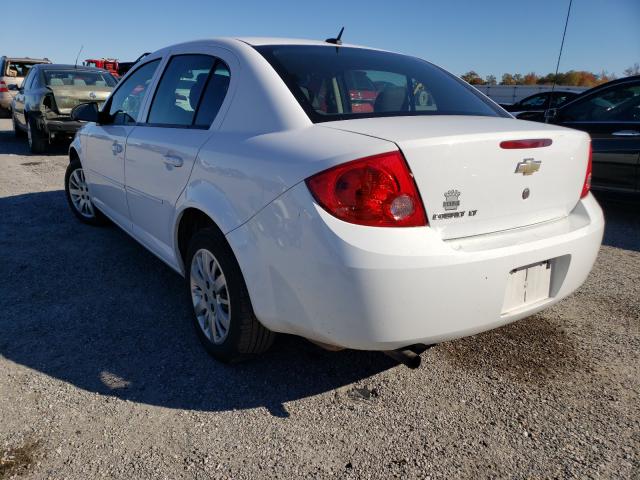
502,261 -> 552,314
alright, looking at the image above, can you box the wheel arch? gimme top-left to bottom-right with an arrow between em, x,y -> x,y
175,207 -> 227,274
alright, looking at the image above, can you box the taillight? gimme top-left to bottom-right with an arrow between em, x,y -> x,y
0,81 -> 8,93
581,142 -> 592,198
305,151 -> 427,227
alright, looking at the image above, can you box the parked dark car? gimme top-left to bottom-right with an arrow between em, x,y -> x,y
11,64 -> 116,152
517,76 -> 640,194
501,90 -> 579,115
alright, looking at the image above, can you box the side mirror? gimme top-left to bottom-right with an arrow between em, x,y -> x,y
544,108 -> 558,123
71,102 -> 100,123
7,84 -> 19,91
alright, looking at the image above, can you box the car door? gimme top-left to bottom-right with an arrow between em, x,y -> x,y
124,53 -> 232,261
11,68 -> 33,127
556,80 -> 640,193
81,59 -> 162,226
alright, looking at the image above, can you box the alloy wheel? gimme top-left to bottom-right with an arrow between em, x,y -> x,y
190,248 -> 231,344
68,168 -> 95,218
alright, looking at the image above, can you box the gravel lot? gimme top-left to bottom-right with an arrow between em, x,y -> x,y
0,117 -> 638,479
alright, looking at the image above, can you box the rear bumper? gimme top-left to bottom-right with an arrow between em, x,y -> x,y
227,185 -> 604,350
0,92 -> 13,111
44,118 -> 83,135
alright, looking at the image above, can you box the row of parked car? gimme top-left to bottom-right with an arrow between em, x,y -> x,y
1,52 -> 639,193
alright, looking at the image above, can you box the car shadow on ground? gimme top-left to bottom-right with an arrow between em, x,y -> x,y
593,191 -> 640,252
0,190 -> 396,416
1,190 -> 637,415
0,126 -> 69,156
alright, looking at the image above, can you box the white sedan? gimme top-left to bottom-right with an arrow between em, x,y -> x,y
67,37 -> 604,365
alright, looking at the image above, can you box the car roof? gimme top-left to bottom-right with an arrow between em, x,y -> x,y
235,37 -> 370,48
1,56 -> 50,62
158,37 -> 384,55
35,64 -> 109,72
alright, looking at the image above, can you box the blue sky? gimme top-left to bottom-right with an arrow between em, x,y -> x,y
5,0 -> 639,78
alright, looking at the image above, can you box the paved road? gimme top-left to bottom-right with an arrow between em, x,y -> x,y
0,118 -> 638,479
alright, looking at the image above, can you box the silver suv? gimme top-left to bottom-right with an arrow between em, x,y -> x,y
0,56 -> 51,116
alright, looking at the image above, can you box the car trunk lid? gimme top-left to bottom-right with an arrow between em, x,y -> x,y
47,86 -> 112,114
321,116 -> 590,239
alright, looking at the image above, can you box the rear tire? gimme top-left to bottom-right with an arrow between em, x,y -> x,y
27,116 -> 48,153
64,159 -> 108,225
186,227 -> 275,362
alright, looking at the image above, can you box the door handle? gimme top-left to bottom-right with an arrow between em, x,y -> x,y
611,130 -> 640,137
163,154 -> 183,168
111,141 -> 123,155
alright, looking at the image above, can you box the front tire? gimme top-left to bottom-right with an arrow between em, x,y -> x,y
12,114 -> 25,138
64,160 -> 107,225
27,116 -> 49,153
186,228 -> 275,362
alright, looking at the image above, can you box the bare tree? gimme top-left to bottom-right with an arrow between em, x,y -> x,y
623,63 -> 640,76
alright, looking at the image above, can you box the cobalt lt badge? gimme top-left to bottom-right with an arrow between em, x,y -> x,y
443,189 -> 461,211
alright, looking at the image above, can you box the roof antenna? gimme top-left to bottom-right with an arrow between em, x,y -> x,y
74,45 -> 84,69
545,0 -> 572,122
325,27 -> 344,45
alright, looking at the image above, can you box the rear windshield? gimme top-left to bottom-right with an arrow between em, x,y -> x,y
256,45 -> 506,122
4,61 -> 43,78
43,70 -> 117,87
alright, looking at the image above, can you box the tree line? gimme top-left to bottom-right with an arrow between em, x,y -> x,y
461,63 -> 640,87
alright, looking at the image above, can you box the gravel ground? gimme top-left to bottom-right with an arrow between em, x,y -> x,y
0,118 -> 638,479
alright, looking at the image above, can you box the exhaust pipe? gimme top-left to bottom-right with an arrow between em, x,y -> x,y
384,348 -> 422,369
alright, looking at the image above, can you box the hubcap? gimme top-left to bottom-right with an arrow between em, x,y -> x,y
190,249 -> 231,344
27,122 -> 32,148
68,168 -> 95,218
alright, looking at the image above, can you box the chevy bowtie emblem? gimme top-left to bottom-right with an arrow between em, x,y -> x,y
515,158 -> 542,176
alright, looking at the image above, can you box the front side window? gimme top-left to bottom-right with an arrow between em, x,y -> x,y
108,60 -> 160,125
520,94 -> 547,108
562,83 -> 640,122
256,45 -> 505,122
147,55 -> 230,128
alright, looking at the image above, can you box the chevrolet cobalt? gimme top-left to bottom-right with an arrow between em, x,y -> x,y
67,38 -> 604,363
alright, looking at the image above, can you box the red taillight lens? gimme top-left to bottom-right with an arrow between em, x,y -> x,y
581,142 -> 592,198
305,151 -> 427,227
500,138 -> 552,149
0,81 -> 8,93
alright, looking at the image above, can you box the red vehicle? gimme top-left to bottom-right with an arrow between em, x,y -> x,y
84,58 -> 120,78
345,70 -> 378,113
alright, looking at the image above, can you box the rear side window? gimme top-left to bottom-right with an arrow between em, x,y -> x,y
147,54 -> 230,128
194,63 -> 230,127
256,45 -> 505,122
5,61 -> 41,78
